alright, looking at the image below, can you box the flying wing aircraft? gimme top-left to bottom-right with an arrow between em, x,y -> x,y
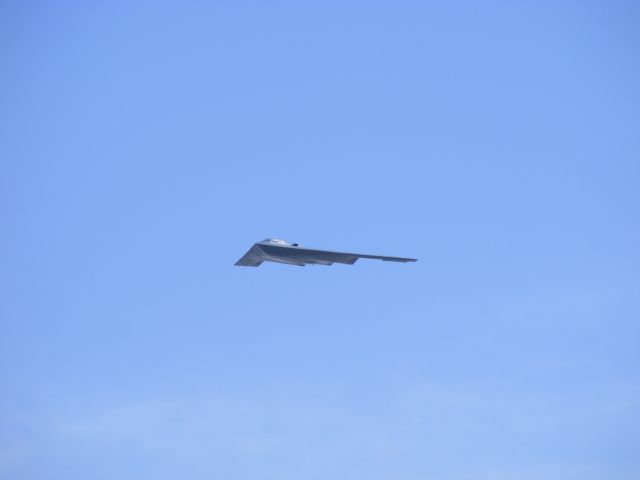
235,238 -> 417,267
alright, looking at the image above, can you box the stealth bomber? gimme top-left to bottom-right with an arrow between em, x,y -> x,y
235,238 -> 417,267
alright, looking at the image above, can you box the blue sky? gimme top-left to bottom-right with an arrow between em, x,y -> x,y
1,1 -> 639,479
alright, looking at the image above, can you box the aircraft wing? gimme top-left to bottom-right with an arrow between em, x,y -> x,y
234,245 -> 264,267
258,243 -> 417,266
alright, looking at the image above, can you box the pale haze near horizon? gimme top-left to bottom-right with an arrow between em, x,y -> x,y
1,2 -> 639,479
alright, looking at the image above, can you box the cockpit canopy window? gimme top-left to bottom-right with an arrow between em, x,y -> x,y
262,238 -> 290,245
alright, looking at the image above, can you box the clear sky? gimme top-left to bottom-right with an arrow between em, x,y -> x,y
1,2 -> 639,479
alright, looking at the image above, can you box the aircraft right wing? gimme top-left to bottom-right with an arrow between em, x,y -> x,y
234,245 -> 264,267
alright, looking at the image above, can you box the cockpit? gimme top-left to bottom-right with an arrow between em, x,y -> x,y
262,238 -> 290,245
262,238 -> 300,247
